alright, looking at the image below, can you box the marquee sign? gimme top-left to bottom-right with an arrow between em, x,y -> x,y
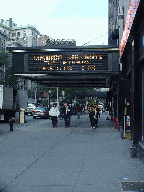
119,0 -> 140,57
28,53 -> 108,72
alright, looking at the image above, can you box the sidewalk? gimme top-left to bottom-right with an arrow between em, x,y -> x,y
0,113 -> 144,192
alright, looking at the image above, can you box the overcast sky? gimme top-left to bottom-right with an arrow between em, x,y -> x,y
1,0 -> 108,46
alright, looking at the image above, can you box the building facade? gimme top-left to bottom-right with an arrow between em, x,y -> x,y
108,0 -> 144,157
0,18 -> 40,47
108,0 -> 119,45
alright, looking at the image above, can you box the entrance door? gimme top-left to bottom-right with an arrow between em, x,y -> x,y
142,68 -> 144,141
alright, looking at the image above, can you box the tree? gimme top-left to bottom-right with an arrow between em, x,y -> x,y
27,89 -> 35,99
3,66 -> 18,87
0,51 -> 8,67
0,51 -> 18,87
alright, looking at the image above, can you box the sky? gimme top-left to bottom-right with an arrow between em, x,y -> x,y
1,0 -> 108,46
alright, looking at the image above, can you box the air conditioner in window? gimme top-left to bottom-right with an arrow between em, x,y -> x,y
118,7 -> 124,20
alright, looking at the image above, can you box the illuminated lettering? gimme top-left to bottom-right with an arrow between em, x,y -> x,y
99,55 -> 103,59
39,66 -> 43,71
50,66 -> 53,71
81,66 -> 85,70
63,61 -> 67,65
92,55 -> 95,59
67,66 -> 73,70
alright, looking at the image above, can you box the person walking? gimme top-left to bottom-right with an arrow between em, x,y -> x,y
76,104 -> 81,119
87,101 -> 95,129
98,107 -> 101,117
94,105 -> 98,128
49,103 -> 60,128
62,102 -> 72,128
15,104 -> 20,123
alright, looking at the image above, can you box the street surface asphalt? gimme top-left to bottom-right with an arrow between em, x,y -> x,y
0,112 -> 144,192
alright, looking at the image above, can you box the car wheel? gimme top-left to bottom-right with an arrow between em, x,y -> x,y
33,116 -> 36,119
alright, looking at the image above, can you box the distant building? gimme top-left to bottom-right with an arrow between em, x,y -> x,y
46,37 -> 76,46
0,18 -> 40,47
108,0 -> 119,45
38,35 -> 50,46
0,18 -> 41,90
0,30 -> 10,52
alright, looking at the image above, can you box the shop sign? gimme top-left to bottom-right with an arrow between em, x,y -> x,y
120,0 -> 140,57
127,116 -> 130,126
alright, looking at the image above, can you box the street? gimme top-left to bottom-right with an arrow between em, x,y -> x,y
0,113 -> 144,192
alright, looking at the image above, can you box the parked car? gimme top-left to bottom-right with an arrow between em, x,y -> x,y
25,104 -> 36,115
32,107 -> 49,119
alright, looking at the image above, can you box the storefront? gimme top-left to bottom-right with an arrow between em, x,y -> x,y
119,0 -> 144,156
140,22 -> 144,142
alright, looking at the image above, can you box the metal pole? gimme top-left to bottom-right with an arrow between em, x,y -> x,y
117,85 -> 119,129
57,87 -> 59,108
48,94 -> 49,109
49,94 -> 50,110
31,81 -> 32,99
35,90 -> 36,103
124,116 -> 125,138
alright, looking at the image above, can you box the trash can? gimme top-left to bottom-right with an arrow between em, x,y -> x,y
9,118 -> 14,131
20,108 -> 25,123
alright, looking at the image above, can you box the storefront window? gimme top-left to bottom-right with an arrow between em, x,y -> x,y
142,68 -> 144,141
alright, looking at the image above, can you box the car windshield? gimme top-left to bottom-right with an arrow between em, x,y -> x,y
28,104 -> 35,107
35,107 -> 45,110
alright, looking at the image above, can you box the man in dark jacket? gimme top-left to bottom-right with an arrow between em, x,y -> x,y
62,102 -> 72,128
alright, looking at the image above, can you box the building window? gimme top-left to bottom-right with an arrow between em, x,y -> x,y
23,31 -> 26,36
17,32 -> 20,37
12,33 -> 16,37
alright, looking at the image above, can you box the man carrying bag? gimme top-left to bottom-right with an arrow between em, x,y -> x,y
62,102 -> 72,128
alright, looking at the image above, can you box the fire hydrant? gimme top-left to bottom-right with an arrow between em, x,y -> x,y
9,118 -> 14,131
113,118 -> 117,130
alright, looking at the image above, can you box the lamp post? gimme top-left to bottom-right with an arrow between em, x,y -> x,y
48,90 -> 52,110
62,91 -> 65,102
57,87 -> 59,108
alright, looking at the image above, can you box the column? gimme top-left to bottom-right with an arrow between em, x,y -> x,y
130,34 -> 142,157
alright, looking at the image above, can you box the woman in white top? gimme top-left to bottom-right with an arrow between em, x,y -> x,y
49,103 -> 60,128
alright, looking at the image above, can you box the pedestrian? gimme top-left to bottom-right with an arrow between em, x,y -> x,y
15,104 -> 20,123
87,101 -> 95,129
49,103 -> 60,128
98,107 -> 101,117
62,102 -> 72,128
76,104 -> 81,119
94,105 -> 98,128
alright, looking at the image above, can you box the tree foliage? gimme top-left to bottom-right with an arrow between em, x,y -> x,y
0,51 -> 18,87
0,51 -> 8,67
36,85 -> 94,103
27,89 -> 35,99
3,66 -> 18,87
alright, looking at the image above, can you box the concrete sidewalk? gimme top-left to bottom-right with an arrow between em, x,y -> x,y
0,113 -> 144,192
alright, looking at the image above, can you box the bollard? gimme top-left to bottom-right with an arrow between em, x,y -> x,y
113,118 -> 118,130
9,119 -> 13,131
